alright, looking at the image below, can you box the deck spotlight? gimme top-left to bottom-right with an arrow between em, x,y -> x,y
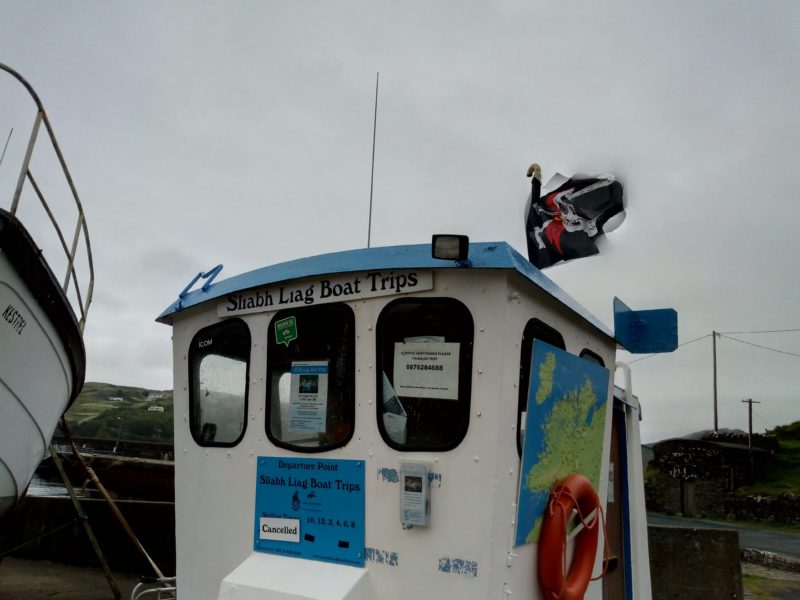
431,235 -> 469,261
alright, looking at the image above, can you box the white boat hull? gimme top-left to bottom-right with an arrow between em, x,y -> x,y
0,250 -> 73,515
0,64 -> 92,518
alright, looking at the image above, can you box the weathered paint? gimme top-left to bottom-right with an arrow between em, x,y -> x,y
377,467 -> 443,487
438,557 -> 479,578
365,547 -> 400,567
377,468 -> 399,483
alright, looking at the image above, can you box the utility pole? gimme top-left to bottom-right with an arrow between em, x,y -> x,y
713,330 -> 718,432
741,398 -> 761,480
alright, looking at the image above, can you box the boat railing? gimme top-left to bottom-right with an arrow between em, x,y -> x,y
0,63 -> 94,332
130,576 -> 177,600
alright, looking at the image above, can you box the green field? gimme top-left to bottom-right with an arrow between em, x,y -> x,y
65,382 -> 174,443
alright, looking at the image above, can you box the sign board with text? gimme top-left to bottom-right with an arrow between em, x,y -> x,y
253,457 -> 365,567
220,271 -> 432,317
392,342 -> 460,400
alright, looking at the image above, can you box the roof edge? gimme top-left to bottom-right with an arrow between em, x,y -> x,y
156,241 -> 613,338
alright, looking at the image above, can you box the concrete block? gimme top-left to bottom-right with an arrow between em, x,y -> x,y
648,524 -> 743,600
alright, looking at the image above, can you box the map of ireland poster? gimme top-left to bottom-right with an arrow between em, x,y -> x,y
515,341 -> 610,546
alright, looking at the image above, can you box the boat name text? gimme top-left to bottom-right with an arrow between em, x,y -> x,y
2,304 -> 26,335
218,270 -> 432,317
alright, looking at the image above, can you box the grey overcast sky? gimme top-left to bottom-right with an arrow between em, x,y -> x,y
1,1 -> 799,443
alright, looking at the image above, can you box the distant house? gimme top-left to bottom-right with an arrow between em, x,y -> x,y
108,396 -> 124,402
147,405 -> 165,413
147,392 -> 164,401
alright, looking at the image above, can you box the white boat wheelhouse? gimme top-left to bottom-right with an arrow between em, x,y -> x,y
158,240 -> 652,600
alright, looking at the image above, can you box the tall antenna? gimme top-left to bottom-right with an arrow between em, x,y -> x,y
367,73 -> 379,248
0,128 -> 12,169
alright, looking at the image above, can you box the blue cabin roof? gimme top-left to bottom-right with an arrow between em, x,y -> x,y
156,241 -> 613,338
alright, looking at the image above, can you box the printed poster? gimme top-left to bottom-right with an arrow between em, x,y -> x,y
288,361 -> 329,433
254,457 -> 365,567
392,342 -> 460,400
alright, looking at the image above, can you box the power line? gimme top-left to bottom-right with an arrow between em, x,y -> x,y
627,333 -> 712,364
627,331 -> 800,365
718,334 -> 800,358
752,409 -> 774,432
718,328 -> 800,335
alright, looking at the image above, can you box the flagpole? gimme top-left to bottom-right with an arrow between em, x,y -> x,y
527,163 -> 541,190
525,163 -> 542,261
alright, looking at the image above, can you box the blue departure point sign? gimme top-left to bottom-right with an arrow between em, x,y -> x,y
254,457 -> 365,567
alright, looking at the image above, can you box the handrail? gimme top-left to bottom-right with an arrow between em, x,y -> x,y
1,63 -> 94,332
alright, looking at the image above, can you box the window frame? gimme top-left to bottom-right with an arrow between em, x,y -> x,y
264,303 -> 356,454
516,318 -> 566,457
375,297 -> 474,452
188,318 -> 251,448
579,348 -> 605,367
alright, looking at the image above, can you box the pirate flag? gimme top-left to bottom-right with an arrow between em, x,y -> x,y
524,164 -> 625,269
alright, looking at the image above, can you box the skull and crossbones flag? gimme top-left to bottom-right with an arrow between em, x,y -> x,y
524,164 -> 625,269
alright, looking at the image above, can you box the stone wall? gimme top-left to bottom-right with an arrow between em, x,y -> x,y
646,472 -> 730,517
646,436 -> 783,519
725,493 -> 800,525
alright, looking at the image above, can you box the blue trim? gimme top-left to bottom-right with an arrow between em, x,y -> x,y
615,401 -> 634,599
156,242 -> 613,338
178,264 -> 223,308
613,297 -> 678,354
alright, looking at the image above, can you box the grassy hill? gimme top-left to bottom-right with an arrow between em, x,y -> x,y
739,421 -> 800,496
64,382 -> 174,443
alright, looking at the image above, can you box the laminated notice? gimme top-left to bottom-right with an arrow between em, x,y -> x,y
288,361 -> 329,433
392,342 -> 460,400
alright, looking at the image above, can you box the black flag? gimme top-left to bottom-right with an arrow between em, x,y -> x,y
524,165 -> 625,269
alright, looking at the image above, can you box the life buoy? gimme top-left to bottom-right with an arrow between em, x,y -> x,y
537,474 -> 602,600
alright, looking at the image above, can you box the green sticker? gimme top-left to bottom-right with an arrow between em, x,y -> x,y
275,316 -> 298,346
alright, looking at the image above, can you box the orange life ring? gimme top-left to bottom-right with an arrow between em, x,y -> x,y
537,474 -> 601,600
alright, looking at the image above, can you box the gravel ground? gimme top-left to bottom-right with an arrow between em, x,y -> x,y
0,557 -> 144,600
742,562 -> 800,600
3,555 -> 800,599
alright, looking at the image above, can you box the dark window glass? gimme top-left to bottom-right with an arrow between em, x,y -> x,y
266,304 -> 355,452
377,298 -> 473,451
517,319 -> 565,456
189,319 -> 250,447
580,349 -> 605,367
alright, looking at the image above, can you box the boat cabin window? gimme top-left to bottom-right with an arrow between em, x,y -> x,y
266,304 -> 355,452
517,319 -> 566,457
376,298 -> 473,451
580,349 -> 605,367
189,319 -> 250,447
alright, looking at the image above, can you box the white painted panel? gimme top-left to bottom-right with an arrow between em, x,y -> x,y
169,268 -> 637,600
218,553 -> 372,600
0,252 -> 73,510
0,284 -> 71,429
0,383 -> 43,500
